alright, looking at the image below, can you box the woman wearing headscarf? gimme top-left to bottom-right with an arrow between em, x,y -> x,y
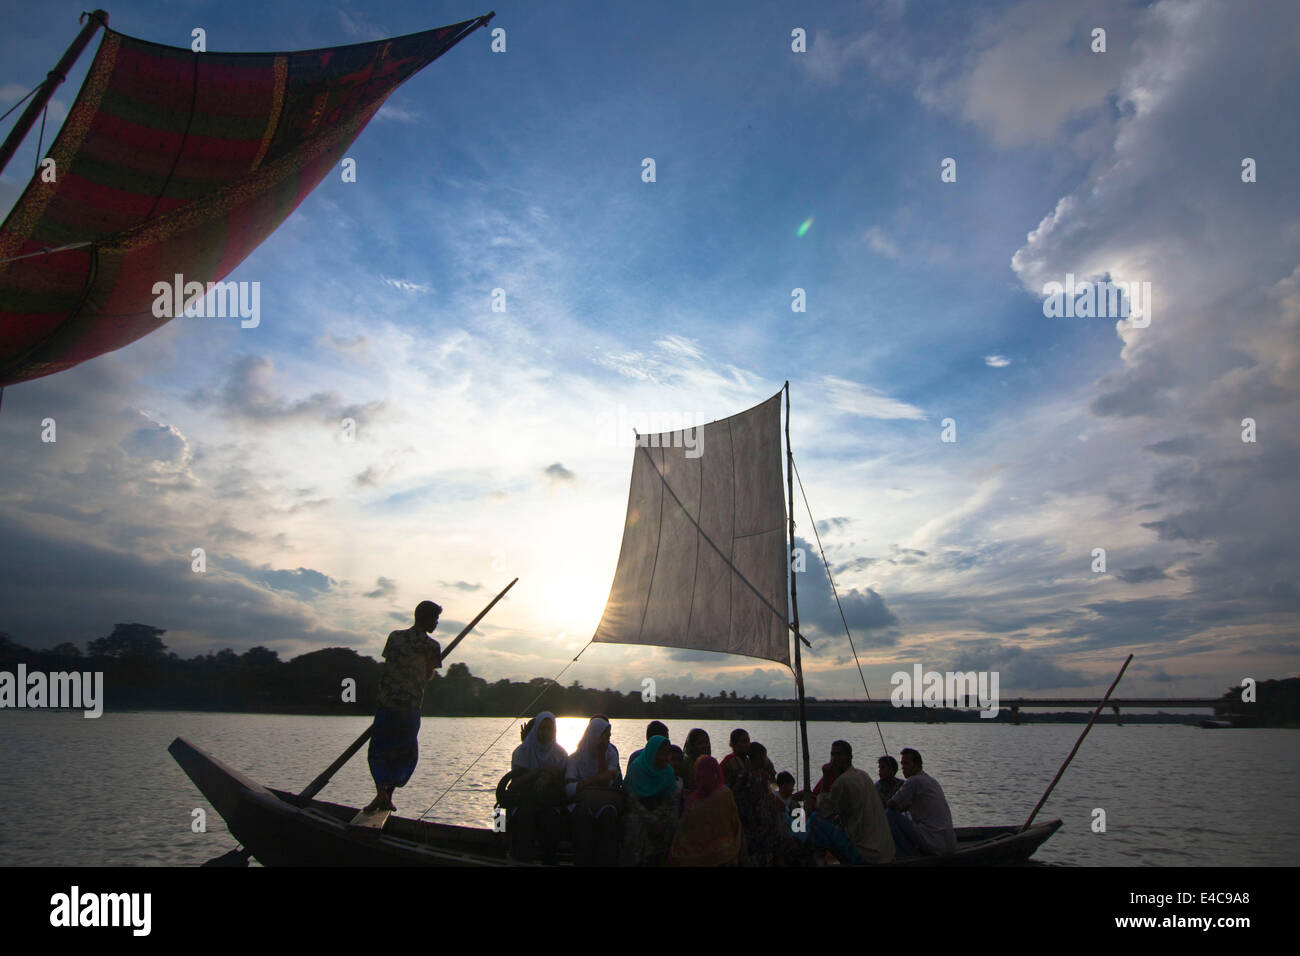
732,742 -> 793,866
668,755 -> 744,866
681,728 -> 711,792
504,712 -> 568,863
620,735 -> 679,866
564,715 -> 623,866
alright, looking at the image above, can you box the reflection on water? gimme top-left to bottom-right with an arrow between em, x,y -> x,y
1,710 -> 1296,865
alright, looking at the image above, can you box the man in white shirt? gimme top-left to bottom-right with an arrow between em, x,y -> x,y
886,747 -> 957,856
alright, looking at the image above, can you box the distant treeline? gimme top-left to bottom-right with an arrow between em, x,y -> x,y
1,625 -> 1295,725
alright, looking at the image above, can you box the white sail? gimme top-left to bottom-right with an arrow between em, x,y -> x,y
593,391 -> 790,665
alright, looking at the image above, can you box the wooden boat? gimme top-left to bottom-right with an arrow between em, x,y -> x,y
167,387 -> 1073,866
169,736 -> 1062,866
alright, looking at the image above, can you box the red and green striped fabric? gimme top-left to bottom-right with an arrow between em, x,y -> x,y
0,15 -> 489,387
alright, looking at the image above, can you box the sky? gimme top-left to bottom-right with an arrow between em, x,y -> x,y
0,0 -> 1296,703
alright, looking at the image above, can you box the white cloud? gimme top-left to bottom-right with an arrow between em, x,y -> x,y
821,376 -> 925,420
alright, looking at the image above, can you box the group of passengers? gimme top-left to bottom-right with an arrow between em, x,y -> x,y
503,714 -> 957,866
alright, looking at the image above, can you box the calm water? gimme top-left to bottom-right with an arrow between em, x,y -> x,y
1,710 -> 1296,866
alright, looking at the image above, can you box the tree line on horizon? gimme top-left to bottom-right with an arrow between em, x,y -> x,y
2,624 -> 1295,725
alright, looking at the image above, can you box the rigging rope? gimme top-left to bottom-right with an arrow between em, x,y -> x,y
791,454 -> 890,757
0,83 -> 40,124
415,640 -> 593,821
33,102 -> 48,176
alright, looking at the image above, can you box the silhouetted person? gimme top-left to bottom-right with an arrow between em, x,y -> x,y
366,600 -> 442,812
886,748 -> 957,856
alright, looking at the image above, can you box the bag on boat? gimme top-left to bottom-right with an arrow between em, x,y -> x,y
499,766 -> 567,809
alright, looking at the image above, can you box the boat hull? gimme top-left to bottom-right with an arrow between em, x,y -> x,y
169,736 -> 1061,867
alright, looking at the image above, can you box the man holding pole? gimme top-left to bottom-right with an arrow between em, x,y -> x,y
364,600 -> 443,813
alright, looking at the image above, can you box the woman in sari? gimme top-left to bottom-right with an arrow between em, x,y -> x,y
620,735 -> 679,866
681,728 -> 711,791
565,715 -> 623,866
506,712 -> 568,863
668,755 -> 744,866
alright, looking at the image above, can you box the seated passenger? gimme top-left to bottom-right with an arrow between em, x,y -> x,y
621,735 -> 679,866
565,715 -> 623,866
625,720 -> 670,776
719,728 -> 751,789
886,747 -> 957,856
733,742 -> 794,866
506,711 -> 568,863
776,771 -> 798,813
681,728 -> 711,790
876,754 -> 903,805
805,740 -> 895,865
669,756 -> 744,866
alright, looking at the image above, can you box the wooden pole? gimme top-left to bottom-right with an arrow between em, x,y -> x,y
0,10 -> 108,178
1021,653 -> 1133,831
296,577 -> 518,803
785,382 -> 813,799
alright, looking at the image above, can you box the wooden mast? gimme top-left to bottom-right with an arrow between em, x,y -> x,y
785,381 -> 813,797
0,10 -> 108,178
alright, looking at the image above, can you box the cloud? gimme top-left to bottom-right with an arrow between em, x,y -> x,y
542,462 -> 576,484
381,277 -> 432,293
1116,565 -> 1169,584
365,576 -> 396,599
984,354 -> 1011,368
189,355 -> 384,427
865,227 -> 902,260
821,376 -> 925,420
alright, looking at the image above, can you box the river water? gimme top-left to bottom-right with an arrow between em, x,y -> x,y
1,710 -> 1295,866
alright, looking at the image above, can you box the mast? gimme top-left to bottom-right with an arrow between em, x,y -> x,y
0,10 -> 108,178
785,381 -> 813,797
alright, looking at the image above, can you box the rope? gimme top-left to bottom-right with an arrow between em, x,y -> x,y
33,102 -> 47,176
791,454 -> 889,757
0,240 -> 94,265
414,640 -> 592,821
0,84 -> 40,124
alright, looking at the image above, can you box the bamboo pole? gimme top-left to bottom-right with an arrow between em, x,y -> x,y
0,11 -> 108,178
785,382 -> 813,799
1021,653 -> 1133,831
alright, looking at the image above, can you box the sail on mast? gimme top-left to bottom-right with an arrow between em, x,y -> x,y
0,13 -> 492,387
593,391 -> 791,665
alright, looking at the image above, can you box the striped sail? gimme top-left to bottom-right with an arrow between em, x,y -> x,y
0,15 -> 489,387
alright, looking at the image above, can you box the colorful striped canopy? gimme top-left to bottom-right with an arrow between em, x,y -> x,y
0,15 -> 490,387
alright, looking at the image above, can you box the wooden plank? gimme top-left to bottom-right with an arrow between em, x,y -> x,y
349,808 -> 391,831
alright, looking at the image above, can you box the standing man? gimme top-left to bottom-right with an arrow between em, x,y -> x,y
365,600 -> 442,813
886,747 -> 957,856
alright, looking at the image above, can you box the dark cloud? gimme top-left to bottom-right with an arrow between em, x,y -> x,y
793,537 -> 898,646
188,354 -> 384,428
219,556 -> 335,600
365,576 -> 397,599
542,462 -> 575,484
1116,565 -> 1169,584
440,580 -> 483,592
815,516 -> 852,534
1144,435 -> 1203,457
0,511 -> 357,653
